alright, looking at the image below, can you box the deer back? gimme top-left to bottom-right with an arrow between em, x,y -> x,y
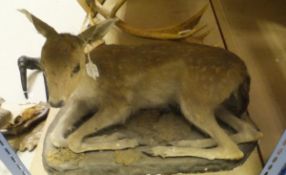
85,42 -> 247,109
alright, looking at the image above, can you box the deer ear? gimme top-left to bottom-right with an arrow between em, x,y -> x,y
19,9 -> 57,38
78,19 -> 118,44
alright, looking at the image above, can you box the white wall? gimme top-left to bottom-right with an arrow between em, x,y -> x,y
0,1 -> 85,103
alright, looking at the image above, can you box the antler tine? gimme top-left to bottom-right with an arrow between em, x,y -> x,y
91,0 -> 126,18
122,4 -> 208,34
79,0 -> 106,17
78,0 -> 108,23
109,0 -> 127,18
183,27 -> 210,44
94,0 -> 111,18
193,29 -> 210,40
96,0 -> 106,23
116,21 -> 203,40
78,0 -> 100,28
77,0 -> 91,14
81,0 -> 209,40
164,4 -> 208,32
115,4 -> 208,40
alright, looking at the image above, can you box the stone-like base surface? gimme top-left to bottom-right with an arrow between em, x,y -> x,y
42,109 -> 257,175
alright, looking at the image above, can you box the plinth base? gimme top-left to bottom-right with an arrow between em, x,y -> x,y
42,109 -> 257,175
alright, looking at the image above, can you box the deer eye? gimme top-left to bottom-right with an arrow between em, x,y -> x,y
71,64 -> 80,77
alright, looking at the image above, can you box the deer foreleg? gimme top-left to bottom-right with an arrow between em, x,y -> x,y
81,132 -> 138,151
67,104 -> 138,153
49,100 -> 91,148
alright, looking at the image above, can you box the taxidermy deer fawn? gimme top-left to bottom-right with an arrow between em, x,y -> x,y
20,8 -> 262,160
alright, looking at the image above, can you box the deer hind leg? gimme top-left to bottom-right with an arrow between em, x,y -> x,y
149,98 -> 244,160
216,107 -> 263,143
67,104 -> 139,153
171,106 -> 263,148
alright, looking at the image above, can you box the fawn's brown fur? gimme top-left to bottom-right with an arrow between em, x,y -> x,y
21,10 -> 262,160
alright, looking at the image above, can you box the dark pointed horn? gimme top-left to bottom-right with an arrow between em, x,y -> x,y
17,56 -> 42,99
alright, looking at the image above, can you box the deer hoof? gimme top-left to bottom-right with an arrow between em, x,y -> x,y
143,146 -> 169,158
49,133 -> 68,148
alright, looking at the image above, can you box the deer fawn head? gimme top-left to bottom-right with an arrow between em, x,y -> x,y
20,10 -> 116,107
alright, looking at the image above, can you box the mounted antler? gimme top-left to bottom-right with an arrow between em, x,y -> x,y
78,0 -> 209,40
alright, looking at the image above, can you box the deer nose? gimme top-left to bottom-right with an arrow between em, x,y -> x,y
49,100 -> 65,108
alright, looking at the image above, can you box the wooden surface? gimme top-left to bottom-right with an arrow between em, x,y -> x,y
211,0 -> 286,160
29,0 -> 266,174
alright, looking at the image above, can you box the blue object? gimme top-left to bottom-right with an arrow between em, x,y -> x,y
261,130 -> 286,175
279,165 -> 286,175
0,133 -> 31,175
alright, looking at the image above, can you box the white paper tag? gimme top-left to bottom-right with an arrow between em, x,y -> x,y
86,54 -> 99,80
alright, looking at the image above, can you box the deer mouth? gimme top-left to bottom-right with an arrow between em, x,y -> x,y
49,100 -> 65,108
